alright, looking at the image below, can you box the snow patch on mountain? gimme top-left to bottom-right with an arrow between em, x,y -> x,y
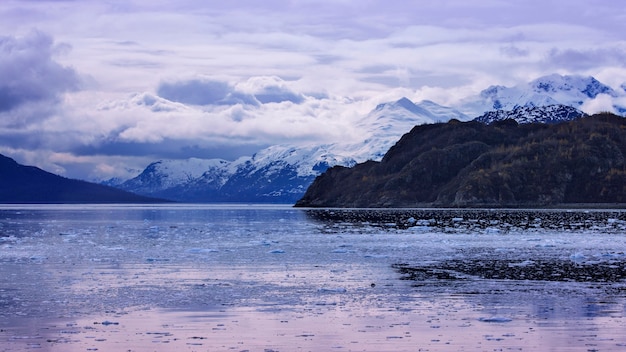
474,105 -> 587,125
120,158 -> 230,194
244,144 -> 357,178
416,100 -> 469,122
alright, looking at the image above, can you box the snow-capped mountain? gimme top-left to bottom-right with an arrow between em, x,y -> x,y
112,74 -> 626,203
347,97 -> 468,161
186,145 -> 359,202
115,98 -> 455,202
119,158 -> 231,195
118,144 -> 359,203
474,105 -> 587,125
460,74 -> 626,116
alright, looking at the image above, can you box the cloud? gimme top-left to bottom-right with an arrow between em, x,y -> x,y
500,45 -> 529,58
235,76 -> 306,104
156,76 -> 305,107
580,94 -> 619,115
66,79 -> 360,159
0,31 -> 80,125
546,47 -> 626,71
157,79 -> 236,105
253,85 -> 304,104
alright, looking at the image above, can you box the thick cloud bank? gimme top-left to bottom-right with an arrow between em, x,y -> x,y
0,31 -> 80,125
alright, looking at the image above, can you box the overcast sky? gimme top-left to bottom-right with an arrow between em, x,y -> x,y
1,0 -> 625,180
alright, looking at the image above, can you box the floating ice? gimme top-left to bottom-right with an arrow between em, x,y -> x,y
186,248 -> 219,254
415,219 -> 435,226
570,252 -> 586,262
509,260 -> 535,267
3,205 -> 626,351
485,227 -> 500,234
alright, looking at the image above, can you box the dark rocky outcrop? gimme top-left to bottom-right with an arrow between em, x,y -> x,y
295,113 -> 626,208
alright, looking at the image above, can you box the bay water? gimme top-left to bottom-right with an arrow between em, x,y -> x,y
1,204 -> 626,351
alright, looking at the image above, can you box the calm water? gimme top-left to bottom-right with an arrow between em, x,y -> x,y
1,204 -> 626,351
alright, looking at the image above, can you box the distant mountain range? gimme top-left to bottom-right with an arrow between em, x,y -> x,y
3,73 -> 620,204
0,154 -> 165,203
296,113 -> 626,208
111,98 -> 468,203
106,73 -> 626,203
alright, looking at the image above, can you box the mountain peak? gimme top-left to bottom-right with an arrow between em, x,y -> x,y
463,74 -> 625,117
374,97 -> 422,113
530,74 -> 614,98
394,96 -> 416,108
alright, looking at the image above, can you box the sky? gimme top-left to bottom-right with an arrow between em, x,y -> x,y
1,0 -> 626,181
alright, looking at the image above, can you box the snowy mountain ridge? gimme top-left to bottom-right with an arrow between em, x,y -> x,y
115,97 -> 451,202
474,105 -> 587,125
461,74 -> 626,116
119,158 -> 230,194
112,73 -> 626,203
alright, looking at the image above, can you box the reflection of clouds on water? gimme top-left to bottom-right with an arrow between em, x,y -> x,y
1,205 -> 626,350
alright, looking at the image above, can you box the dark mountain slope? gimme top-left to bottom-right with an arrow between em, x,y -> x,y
0,154 -> 166,203
295,113 -> 626,208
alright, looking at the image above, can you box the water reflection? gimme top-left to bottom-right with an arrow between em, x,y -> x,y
1,205 -> 626,351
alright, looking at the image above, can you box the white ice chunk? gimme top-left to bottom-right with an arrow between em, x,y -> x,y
508,260 -> 535,267
570,252 -> 586,262
187,248 -> 219,253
